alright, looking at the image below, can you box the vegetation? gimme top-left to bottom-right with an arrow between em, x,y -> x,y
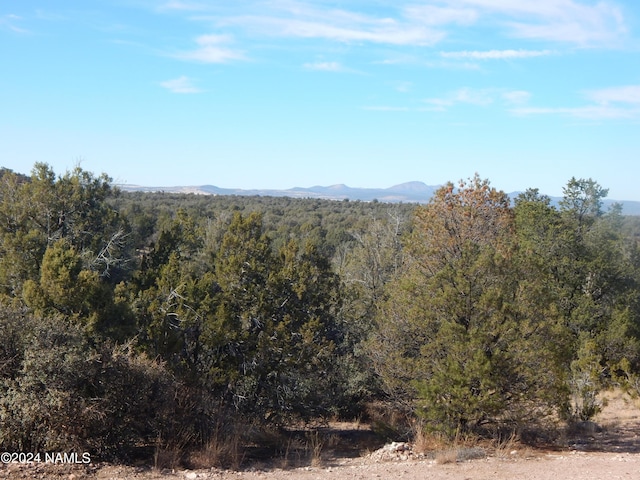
1,163 -> 639,465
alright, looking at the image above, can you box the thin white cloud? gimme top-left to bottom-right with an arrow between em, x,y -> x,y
453,87 -> 494,105
402,4 -> 478,26
160,76 -> 202,93
445,0 -> 609,17
422,98 -> 453,111
422,87 -> 533,111
302,61 -> 363,73
216,2 -> 456,47
424,59 -> 482,71
228,15 -> 444,46
150,0 -> 629,72
584,85 -> 640,105
374,53 -> 480,71
368,85 -> 639,120
35,10 -> 66,22
395,81 -> 413,93
502,90 -> 531,105
361,103 -> 488,113
441,49 -> 553,60
507,19 -> 621,45
424,87 -> 496,110
158,1 -> 207,11
511,85 -> 640,119
173,34 -> 244,63
362,106 -> 411,112
441,0 -> 627,46
0,14 -> 30,34
303,61 -> 343,71
511,105 -> 637,120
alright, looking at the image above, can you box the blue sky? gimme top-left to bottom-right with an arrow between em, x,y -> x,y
2,1 -> 640,200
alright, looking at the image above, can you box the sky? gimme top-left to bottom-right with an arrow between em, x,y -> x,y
1,1 -> 640,201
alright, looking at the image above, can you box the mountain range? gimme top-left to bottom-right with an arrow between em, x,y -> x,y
117,181 -> 640,215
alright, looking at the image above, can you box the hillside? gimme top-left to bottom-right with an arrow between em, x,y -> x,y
116,181 -> 640,215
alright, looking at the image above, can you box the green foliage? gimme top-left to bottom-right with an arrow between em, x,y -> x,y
371,185 -> 514,426
569,335 -> 604,421
0,163 -> 133,339
2,162 -> 640,458
513,180 -> 640,421
560,177 -> 609,226
201,212 -> 343,423
22,238 -> 134,340
0,308 -> 180,459
372,175 -> 584,436
123,208 -> 345,426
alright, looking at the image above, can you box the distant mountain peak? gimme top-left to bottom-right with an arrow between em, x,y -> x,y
115,182 -> 640,214
387,181 -> 431,192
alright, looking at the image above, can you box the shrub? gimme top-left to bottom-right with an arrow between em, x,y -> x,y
0,308 -> 181,460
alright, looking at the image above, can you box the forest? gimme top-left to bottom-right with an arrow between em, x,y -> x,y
1,163 -> 640,466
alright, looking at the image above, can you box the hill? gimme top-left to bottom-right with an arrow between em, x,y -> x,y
116,181 -> 640,215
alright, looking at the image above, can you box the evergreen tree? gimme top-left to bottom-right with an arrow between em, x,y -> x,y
372,175 -> 566,435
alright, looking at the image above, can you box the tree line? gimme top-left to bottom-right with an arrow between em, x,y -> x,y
0,164 -> 639,463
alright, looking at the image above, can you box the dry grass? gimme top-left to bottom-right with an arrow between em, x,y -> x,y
492,431 -> 518,459
412,422 -> 486,464
274,429 -> 343,469
153,443 -> 183,470
153,432 -> 193,470
186,429 -> 245,470
277,438 -> 294,469
412,424 -> 448,454
306,430 -> 325,467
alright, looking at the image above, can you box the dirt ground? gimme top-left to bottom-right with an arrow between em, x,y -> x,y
2,390 -> 639,480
